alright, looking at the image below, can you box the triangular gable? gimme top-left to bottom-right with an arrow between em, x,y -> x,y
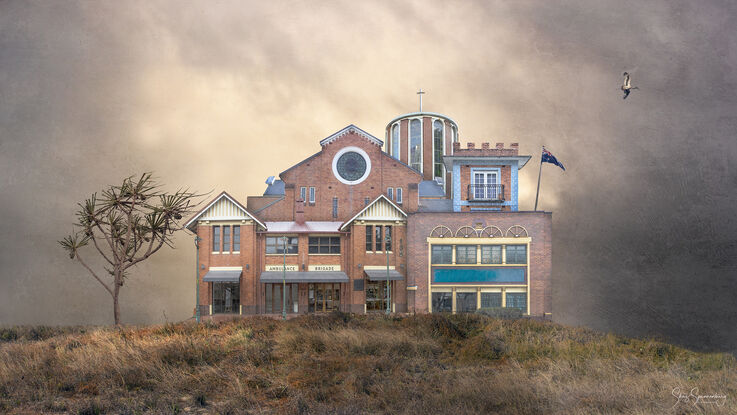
319,124 -> 383,147
340,194 -> 406,231
185,191 -> 266,231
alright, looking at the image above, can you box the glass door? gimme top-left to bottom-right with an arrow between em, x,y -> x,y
308,284 -> 341,312
473,172 -> 498,200
365,280 -> 389,311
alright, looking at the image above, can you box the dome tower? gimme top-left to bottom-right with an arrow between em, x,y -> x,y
384,112 -> 459,184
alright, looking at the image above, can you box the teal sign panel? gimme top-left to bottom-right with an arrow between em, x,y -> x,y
433,268 -> 525,283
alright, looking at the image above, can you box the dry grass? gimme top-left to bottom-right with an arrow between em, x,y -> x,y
1,313 -> 735,414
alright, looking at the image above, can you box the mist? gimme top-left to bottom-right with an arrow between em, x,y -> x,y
1,0 -> 736,353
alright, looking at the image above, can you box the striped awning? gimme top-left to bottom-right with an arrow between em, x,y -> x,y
259,271 -> 349,283
203,270 -> 242,282
365,269 -> 404,281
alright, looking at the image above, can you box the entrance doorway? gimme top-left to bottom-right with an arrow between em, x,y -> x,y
212,282 -> 239,314
365,280 -> 390,312
308,283 -> 341,312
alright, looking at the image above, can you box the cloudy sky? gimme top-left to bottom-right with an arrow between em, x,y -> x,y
1,1 -> 735,353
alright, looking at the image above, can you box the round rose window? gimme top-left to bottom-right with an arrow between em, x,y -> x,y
332,147 -> 371,185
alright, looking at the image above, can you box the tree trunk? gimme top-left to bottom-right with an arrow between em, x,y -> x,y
113,276 -> 121,325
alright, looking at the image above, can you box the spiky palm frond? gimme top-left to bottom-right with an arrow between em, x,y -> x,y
58,232 -> 90,259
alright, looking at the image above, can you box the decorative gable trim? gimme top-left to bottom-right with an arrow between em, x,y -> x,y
340,194 -> 406,231
319,124 -> 383,147
185,191 -> 266,231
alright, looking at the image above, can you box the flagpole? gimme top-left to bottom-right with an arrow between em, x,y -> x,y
534,146 -> 543,211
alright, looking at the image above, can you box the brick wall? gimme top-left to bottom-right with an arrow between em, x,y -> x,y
406,211 -> 552,317
252,132 -> 422,222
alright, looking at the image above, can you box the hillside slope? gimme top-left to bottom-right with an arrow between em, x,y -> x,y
1,314 -> 734,414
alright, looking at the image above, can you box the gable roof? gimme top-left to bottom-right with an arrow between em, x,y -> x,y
185,191 -> 266,231
319,124 -> 383,147
340,194 -> 407,231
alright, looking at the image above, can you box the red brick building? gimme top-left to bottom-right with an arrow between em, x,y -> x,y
185,111 -> 552,318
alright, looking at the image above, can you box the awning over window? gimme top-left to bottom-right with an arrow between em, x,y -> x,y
365,269 -> 404,281
203,270 -> 242,282
259,271 -> 349,283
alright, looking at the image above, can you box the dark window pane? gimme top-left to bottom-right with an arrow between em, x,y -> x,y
233,226 -> 240,251
456,245 -> 477,264
456,292 -> 477,313
506,245 -> 526,264
213,226 -> 220,252
506,293 -> 526,310
431,292 -> 452,312
309,237 -> 318,245
309,245 -> 318,254
376,226 -> 382,251
385,226 -> 392,251
432,245 -> 452,264
481,245 -> 502,264
223,226 -> 230,251
366,225 -> 373,251
481,292 -> 502,308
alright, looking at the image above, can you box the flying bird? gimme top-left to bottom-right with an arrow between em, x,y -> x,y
621,72 -> 639,99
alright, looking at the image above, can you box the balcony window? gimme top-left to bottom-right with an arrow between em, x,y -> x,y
470,171 -> 501,201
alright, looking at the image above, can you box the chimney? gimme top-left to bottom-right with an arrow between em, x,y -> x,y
481,142 -> 490,150
510,143 -> 519,154
467,142 -> 475,149
453,142 -> 461,151
295,198 -> 305,225
495,142 -> 504,149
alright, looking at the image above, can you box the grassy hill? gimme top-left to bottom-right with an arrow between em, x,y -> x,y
1,313 -> 734,414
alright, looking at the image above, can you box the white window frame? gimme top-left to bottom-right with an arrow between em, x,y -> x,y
387,187 -> 393,200
470,168 -> 500,200
396,187 -> 403,204
309,186 -> 316,204
300,186 -> 307,202
391,123 -> 401,160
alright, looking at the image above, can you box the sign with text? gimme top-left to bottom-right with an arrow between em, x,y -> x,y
265,265 -> 298,272
308,265 -> 341,271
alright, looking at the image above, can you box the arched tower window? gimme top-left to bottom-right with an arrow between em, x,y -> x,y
433,120 -> 444,180
409,119 -> 422,172
451,124 -> 458,143
391,123 -> 400,159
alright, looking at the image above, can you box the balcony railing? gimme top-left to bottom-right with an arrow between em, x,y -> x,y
467,184 -> 505,202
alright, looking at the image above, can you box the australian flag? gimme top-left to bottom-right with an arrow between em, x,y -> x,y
542,147 -> 565,171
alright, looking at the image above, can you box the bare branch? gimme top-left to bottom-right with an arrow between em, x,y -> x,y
75,252 -> 114,298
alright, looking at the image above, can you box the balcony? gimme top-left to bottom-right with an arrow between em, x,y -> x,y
467,184 -> 505,202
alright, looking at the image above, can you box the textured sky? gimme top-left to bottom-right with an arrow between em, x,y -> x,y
1,1 -> 736,353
